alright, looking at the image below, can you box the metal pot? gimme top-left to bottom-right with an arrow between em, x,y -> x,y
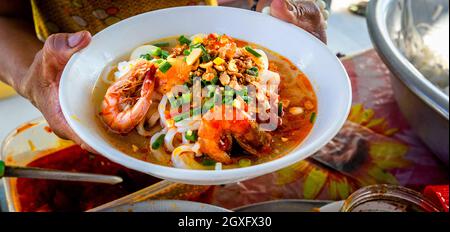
367,0 -> 449,166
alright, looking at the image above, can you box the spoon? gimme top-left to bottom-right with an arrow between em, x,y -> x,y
0,160 -> 123,185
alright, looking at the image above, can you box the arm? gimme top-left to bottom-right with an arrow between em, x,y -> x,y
0,1 -> 93,151
0,1 -> 41,92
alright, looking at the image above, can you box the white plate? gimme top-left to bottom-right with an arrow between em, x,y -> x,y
96,200 -> 231,212
59,6 -> 352,185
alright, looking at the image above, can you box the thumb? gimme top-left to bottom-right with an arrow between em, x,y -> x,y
42,31 -> 91,69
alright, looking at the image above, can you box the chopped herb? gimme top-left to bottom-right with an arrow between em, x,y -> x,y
158,61 -> 172,73
245,46 -> 262,58
140,53 -> 153,61
224,89 -> 235,97
278,102 -> 283,116
236,87 -> 248,97
153,42 -> 170,47
190,43 -> 202,49
241,95 -> 250,103
178,35 -> 191,45
181,93 -> 192,104
185,130 -> 198,142
238,158 -> 252,168
201,76 -> 217,87
183,50 -> 191,56
169,97 -> 181,108
206,85 -> 216,98
161,50 -> 169,59
152,59 -> 164,64
202,158 -> 216,166
202,98 -> 215,112
246,67 -> 259,76
151,134 -> 165,150
173,112 -> 189,122
151,47 -> 162,57
201,53 -> 211,63
190,44 -> 210,63
210,76 -> 219,85
310,112 -> 317,123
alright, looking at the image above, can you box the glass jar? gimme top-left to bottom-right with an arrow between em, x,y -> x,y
341,185 -> 441,212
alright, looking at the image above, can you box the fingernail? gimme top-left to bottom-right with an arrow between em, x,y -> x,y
68,31 -> 85,48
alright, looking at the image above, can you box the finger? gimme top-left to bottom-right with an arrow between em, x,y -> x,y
49,117 -> 99,154
270,0 -> 297,23
42,31 -> 92,70
270,0 -> 327,43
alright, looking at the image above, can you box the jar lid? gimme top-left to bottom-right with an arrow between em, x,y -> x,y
341,185 -> 441,212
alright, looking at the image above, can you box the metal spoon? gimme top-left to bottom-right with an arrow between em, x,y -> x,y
0,160 -> 123,185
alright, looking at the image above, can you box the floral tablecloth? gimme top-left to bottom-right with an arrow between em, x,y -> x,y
198,49 -> 449,209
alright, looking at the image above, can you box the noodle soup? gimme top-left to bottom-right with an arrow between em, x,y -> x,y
93,34 -> 317,170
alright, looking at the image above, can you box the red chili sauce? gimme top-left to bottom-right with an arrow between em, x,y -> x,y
15,145 -> 161,212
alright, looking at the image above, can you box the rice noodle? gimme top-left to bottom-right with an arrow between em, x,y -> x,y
158,95 -> 169,127
149,128 -> 169,163
164,128 -> 178,152
171,143 -> 204,169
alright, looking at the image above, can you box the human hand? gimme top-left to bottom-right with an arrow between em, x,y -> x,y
269,0 -> 328,43
18,31 -> 94,151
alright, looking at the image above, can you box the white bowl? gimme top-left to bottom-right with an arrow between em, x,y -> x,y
59,6 -> 352,185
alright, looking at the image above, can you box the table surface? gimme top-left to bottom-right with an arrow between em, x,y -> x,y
0,0 -> 372,212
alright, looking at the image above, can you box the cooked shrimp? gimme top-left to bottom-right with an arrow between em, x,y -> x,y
101,60 -> 156,134
198,106 -> 272,164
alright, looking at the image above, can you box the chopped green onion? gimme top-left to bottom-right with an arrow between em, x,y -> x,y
151,134 -> 165,150
278,102 -> 283,116
310,112 -> 317,123
140,53 -> 153,61
169,97 -> 181,108
183,50 -> 191,56
185,130 -> 198,142
153,42 -> 170,47
158,61 -> 172,73
201,53 -> 211,63
152,59 -> 164,65
206,85 -> 216,98
246,67 -> 259,76
181,93 -> 192,104
210,76 -> 219,85
151,47 -> 162,57
202,98 -> 215,112
178,35 -> 191,45
202,158 -> 216,166
238,158 -> 252,168
245,46 -> 262,58
224,89 -> 235,97
236,87 -> 248,97
173,112 -> 189,122
201,76 -> 217,87
161,50 -> 169,59
242,95 -> 250,103
190,44 -> 210,63
223,96 -> 234,105
190,43 -> 202,49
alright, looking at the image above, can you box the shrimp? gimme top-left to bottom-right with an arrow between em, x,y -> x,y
198,106 -> 272,164
100,60 -> 156,134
